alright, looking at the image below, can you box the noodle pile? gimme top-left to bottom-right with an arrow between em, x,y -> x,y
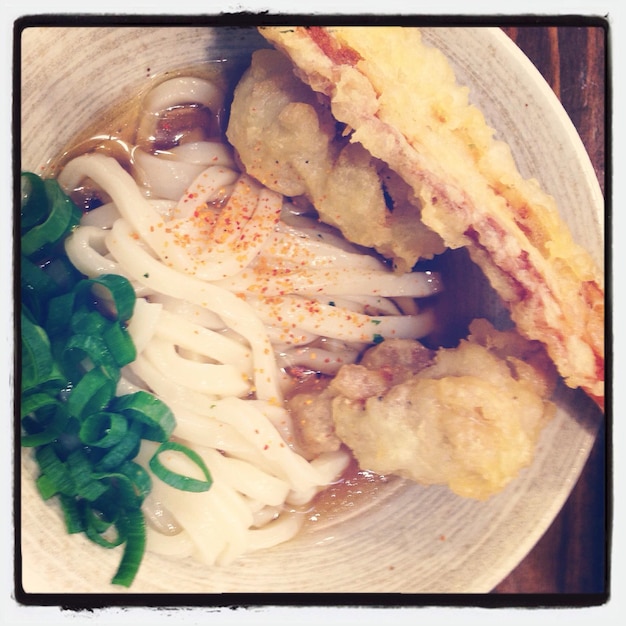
57,75 -> 441,565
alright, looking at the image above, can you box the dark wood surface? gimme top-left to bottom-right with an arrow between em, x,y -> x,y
492,26 -> 608,596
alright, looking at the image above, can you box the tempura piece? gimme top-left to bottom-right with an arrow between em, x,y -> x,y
227,48 -> 445,271
331,320 -> 557,499
258,26 -> 604,407
287,339 -> 435,459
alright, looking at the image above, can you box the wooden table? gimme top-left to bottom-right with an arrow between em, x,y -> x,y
492,25 -> 607,597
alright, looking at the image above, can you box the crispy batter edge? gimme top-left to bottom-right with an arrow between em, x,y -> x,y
259,26 -> 605,409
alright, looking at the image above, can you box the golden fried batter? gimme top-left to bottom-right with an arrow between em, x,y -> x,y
227,48 -> 445,271
258,26 -> 604,407
331,320 -> 557,499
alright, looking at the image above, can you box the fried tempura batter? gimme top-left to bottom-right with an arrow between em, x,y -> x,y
258,26 -> 604,408
331,320 -> 557,500
227,48 -> 445,271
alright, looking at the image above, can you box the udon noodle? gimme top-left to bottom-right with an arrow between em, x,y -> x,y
55,74 -> 441,566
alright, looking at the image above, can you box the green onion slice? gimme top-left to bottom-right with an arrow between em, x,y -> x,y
63,333 -> 117,376
118,461 -> 152,501
110,391 -> 176,442
66,449 -> 109,502
111,508 -> 146,588
76,274 -> 136,324
20,171 -> 49,233
84,506 -> 125,549
35,445 -> 75,499
58,494 -> 85,534
102,322 -> 136,368
78,411 -> 128,448
67,367 -> 117,421
21,255 -> 60,318
21,312 -> 61,392
21,392 -> 69,447
149,441 -> 213,492
21,178 -> 82,257
93,419 -> 142,472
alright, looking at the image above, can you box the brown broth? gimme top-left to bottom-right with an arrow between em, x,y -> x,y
45,62 -> 233,178
300,454 -> 399,530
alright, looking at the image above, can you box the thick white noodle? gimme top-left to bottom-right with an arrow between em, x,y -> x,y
105,218 -> 281,401
126,298 -> 162,355
133,148 -> 207,201
172,164 -> 239,218
155,309 -> 253,372
144,526 -> 196,559
168,141 -> 236,168
64,225 -> 121,277
141,337 -> 250,397
214,265 -> 441,297
136,76 -> 225,147
79,201 -> 121,228
247,293 -> 436,343
55,74 -> 444,566
141,76 -> 225,119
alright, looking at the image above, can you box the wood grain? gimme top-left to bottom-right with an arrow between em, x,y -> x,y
492,26 -> 608,597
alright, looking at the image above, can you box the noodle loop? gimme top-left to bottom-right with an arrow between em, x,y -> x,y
58,73 -> 443,566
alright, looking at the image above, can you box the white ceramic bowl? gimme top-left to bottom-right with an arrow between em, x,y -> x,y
19,24 -> 604,594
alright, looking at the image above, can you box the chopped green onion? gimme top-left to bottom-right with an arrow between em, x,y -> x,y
21,392 -> 69,447
58,494 -> 84,534
20,171 -> 215,588
67,367 -> 117,421
20,312 -> 61,393
36,473 -> 61,501
21,178 -> 82,256
78,412 -> 128,448
102,322 -> 136,368
45,291 -> 77,338
70,308 -> 110,335
76,274 -> 136,324
35,445 -> 76,499
20,171 -> 49,233
93,419 -> 142,472
84,506 -> 125,549
118,461 -> 152,501
111,508 -> 146,588
21,255 -> 59,317
62,333 -> 118,379
149,441 -> 213,492
66,449 -> 109,502
110,391 -> 176,442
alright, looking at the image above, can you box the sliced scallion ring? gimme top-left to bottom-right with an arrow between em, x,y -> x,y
67,367 -> 117,421
111,508 -> 146,588
79,411 -> 128,448
93,419 -> 142,472
21,178 -> 82,256
149,441 -> 213,492
21,391 -> 69,447
110,391 -> 176,442
76,274 -> 136,323
21,312 -> 59,392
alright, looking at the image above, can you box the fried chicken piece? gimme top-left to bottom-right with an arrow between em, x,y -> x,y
287,339 -> 435,459
226,48 -> 445,271
332,338 -> 435,399
287,383 -> 341,460
258,26 -> 604,407
331,320 -> 557,500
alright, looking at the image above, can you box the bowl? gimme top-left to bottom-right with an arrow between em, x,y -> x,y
18,22 -> 604,595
